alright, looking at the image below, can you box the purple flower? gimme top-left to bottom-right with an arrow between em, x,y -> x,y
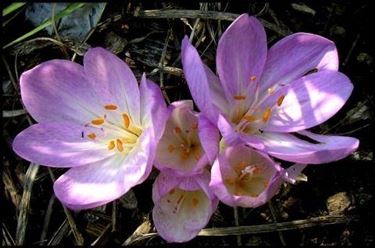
210,144 -> 306,208
153,100 -> 219,242
181,14 -> 359,164
12,47 -> 169,210
152,171 -> 218,243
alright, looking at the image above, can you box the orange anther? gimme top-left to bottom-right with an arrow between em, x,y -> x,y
174,127 -> 182,134
191,122 -> 198,130
233,95 -> 246,100
122,113 -> 130,129
262,107 -> 272,122
250,75 -> 257,81
168,144 -> 175,153
91,118 -> 105,125
176,195 -> 184,205
238,161 -> 247,170
116,139 -> 124,152
277,95 -> 285,106
243,115 -> 256,122
169,189 -> 175,195
192,198 -> 199,208
87,133 -> 96,140
104,104 -> 118,110
108,140 -> 115,150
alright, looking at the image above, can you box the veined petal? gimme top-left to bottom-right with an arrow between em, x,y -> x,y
259,32 -> 339,95
210,145 -> 283,208
260,131 -> 359,164
216,14 -> 267,107
261,70 -> 353,132
198,114 -> 220,163
84,47 -> 141,125
181,36 -> 221,122
19,60 -> 99,124
12,122 -> 114,167
155,101 -> 208,176
139,74 -> 169,140
152,172 -> 217,243
54,127 -> 156,210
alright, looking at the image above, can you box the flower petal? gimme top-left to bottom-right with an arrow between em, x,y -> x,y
19,60 -> 99,124
216,14 -> 267,106
181,36 -> 221,122
210,145 -> 282,208
54,127 -> 156,210
259,32 -> 339,95
139,74 -> 169,139
261,70 -> 353,132
84,47 -> 141,124
282,164 -> 308,184
152,172 -> 216,243
12,122 -> 114,167
198,114 -> 220,163
260,131 -> 359,164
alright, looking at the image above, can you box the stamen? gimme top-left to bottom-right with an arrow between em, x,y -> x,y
277,95 -> 285,106
250,75 -> 257,81
238,161 -> 247,170
262,107 -> 272,122
174,127 -> 182,134
243,115 -> 256,122
233,95 -> 246,100
108,140 -> 115,150
91,118 -> 105,125
168,144 -> 175,153
191,198 -> 199,208
122,113 -> 130,129
191,122 -> 198,130
169,189 -> 175,195
116,139 -> 124,152
176,194 -> 184,205
104,104 -> 118,110
87,133 -> 96,140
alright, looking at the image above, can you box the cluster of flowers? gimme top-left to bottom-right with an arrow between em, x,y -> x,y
13,14 -> 359,243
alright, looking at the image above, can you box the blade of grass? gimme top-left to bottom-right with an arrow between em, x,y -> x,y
3,3 -> 85,49
2,3 -> 26,17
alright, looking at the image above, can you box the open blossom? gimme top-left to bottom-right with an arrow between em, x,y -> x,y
12,47 -> 168,210
210,144 -> 306,208
181,13 -> 359,164
152,100 -> 219,243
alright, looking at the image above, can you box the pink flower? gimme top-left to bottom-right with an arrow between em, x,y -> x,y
12,47 -> 169,210
153,100 -> 219,242
210,144 -> 306,208
181,14 -> 359,164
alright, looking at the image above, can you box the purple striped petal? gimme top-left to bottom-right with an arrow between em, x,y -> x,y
12,122 -> 114,167
259,32 -> 339,96
84,47 -> 141,124
260,131 -> 359,164
261,70 -> 353,132
216,14 -> 267,107
19,60 -> 99,124
54,127 -> 156,210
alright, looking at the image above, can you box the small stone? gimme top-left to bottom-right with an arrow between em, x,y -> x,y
326,192 -> 351,215
119,189 -> 138,209
330,25 -> 346,37
357,52 -> 373,66
104,31 -> 128,54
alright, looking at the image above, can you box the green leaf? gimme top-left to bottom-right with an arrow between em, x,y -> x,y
2,3 -> 26,17
3,3 -> 85,49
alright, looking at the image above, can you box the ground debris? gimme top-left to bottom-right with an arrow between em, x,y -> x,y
326,192 -> 352,215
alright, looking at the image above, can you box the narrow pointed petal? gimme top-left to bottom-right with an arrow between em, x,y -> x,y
84,47 -> 141,124
198,114 -> 220,163
216,14 -> 267,106
260,131 -> 359,164
139,74 -> 169,139
259,32 -> 339,95
54,128 -> 156,210
181,36 -> 221,122
282,164 -> 308,184
19,60 -> 99,124
12,123 -> 114,167
261,70 -> 353,132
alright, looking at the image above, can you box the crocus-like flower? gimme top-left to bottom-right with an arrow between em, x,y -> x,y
152,100 -> 219,243
12,47 -> 169,210
210,144 -> 306,208
152,171 -> 218,243
181,14 -> 359,164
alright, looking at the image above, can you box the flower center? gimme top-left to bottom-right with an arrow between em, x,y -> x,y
82,104 -> 142,154
162,187 -> 207,214
224,161 -> 269,197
